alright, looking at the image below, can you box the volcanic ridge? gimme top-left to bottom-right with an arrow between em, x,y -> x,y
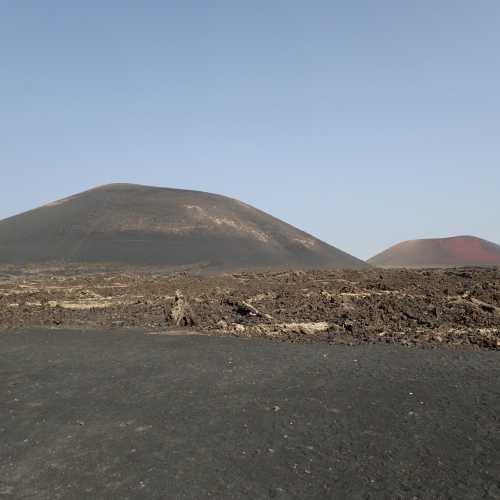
369,235 -> 500,268
0,183 -> 367,271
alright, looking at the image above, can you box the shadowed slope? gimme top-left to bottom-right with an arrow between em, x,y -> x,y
0,183 -> 367,270
369,235 -> 500,268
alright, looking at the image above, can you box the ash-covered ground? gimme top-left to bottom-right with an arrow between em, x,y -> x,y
0,265 -> 499,349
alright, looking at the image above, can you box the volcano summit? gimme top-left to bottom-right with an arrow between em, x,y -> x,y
0,183 -> 366,271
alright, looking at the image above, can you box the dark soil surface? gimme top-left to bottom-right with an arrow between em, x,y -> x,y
1,265 -> 499,349
1,330 -> 499,499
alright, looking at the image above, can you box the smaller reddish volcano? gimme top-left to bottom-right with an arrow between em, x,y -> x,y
368,236 -> 500,268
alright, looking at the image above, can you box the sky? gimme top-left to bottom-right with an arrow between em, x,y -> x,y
1,1 -> 499,259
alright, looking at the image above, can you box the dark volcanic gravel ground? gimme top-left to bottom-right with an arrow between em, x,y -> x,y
1,329 -> 499,499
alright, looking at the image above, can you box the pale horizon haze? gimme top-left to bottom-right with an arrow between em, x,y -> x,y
1,1 -> 499,260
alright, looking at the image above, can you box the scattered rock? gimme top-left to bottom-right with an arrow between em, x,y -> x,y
1,266 -> 499,349
224,298 -> 272,320
167,290 -> 196,327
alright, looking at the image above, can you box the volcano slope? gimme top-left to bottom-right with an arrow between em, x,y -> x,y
0,184 -> 366,271
369,235 -> 500,268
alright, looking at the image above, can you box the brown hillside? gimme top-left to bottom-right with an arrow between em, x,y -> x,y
369,236 -> 500,268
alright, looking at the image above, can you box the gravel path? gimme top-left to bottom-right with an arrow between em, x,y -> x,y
1,329 -> 499,499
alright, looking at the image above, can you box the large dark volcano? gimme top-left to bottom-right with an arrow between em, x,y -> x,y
0,183 -> 367,270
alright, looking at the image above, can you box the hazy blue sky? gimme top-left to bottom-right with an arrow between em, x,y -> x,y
1,1 -> 499,259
